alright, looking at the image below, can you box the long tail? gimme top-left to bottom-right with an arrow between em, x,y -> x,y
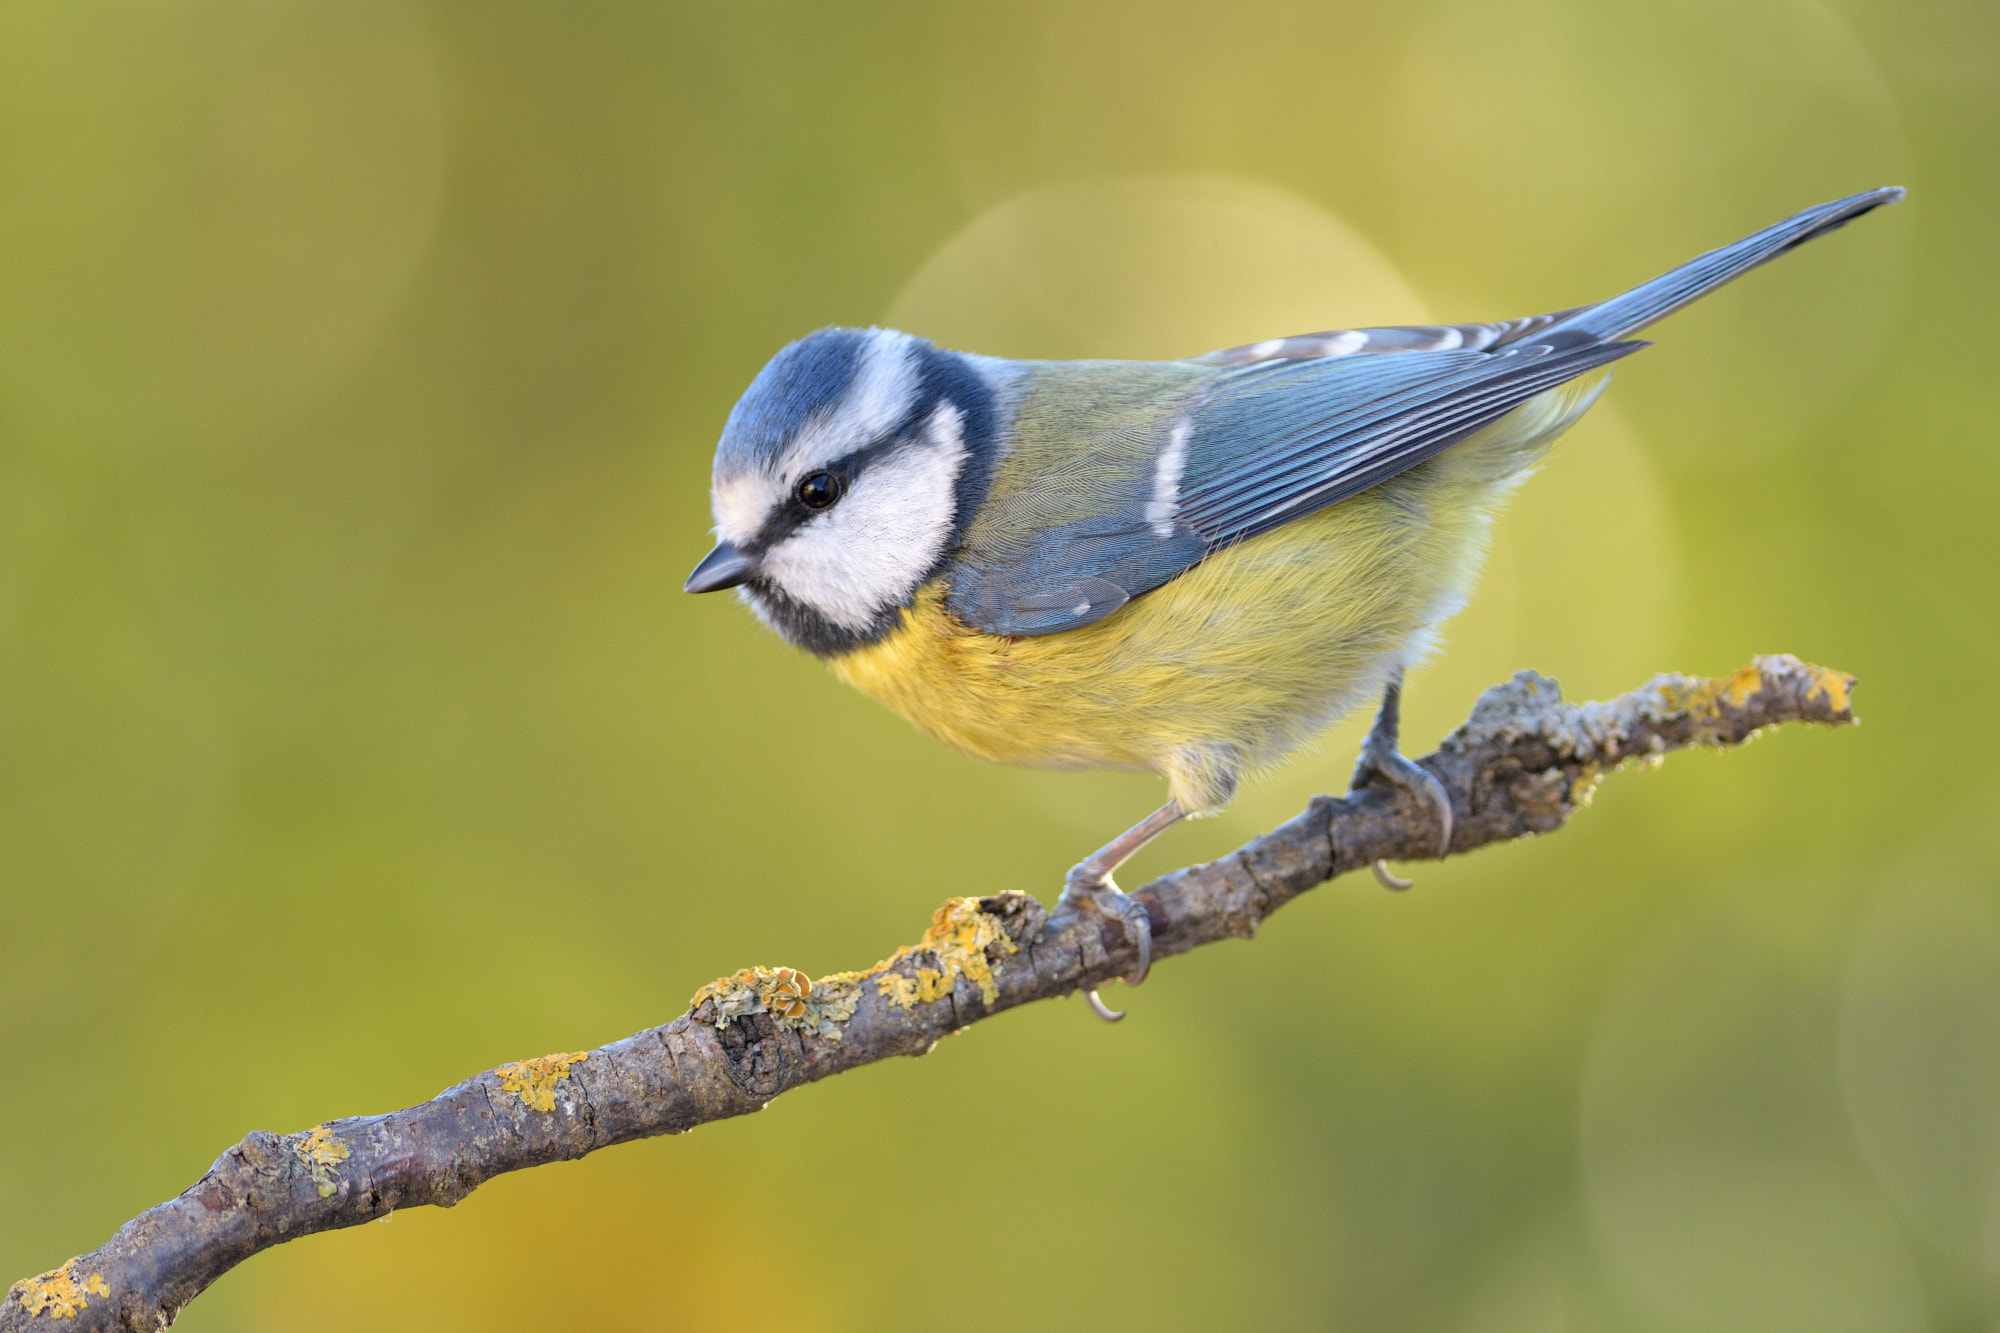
1525,187 -> 1904,348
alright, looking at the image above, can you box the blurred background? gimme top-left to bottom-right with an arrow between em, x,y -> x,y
1,1 -> 1995,1329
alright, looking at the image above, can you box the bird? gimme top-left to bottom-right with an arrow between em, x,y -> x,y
685,187 -> 1903,1020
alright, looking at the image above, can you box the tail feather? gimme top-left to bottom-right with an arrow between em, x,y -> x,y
1523,187 -> 1904,348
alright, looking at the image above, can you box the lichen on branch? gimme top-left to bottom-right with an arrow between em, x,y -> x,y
8,1262 -> 109,1322
3,655 -> 1855,1333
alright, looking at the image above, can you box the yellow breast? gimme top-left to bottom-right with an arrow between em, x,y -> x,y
827,375 -> 1605,813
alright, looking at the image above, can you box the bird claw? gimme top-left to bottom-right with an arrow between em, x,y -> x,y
1352,745 -> 1453,889
1057,871 -> 1154,1023
1372,859 -> 1415,891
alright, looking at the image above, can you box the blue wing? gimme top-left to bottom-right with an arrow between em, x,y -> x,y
942,341 -> 1639,635
941,188 -> 1903,637
1191,310 -> 1582,366
1176,339 -> 1640,548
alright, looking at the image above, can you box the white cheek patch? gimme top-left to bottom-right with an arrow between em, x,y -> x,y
760,403 -> 967,631
711,472 -> 783,546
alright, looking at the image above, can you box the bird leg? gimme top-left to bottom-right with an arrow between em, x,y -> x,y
1056,798 -> 1183,1021
1350,669 -> 1454,890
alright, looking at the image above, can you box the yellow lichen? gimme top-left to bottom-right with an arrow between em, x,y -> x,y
808,974 -> 863,1030
689,898 -> 1017,1032
496,1052 -> 589,1113
1658,657 -> 1855,728
294,1124 -> 350,1199
1451,654 -> 1856,771
869,897 -> 1016,1011
764,967 -> 810,1020
9,1259 -> 109,1320
1809,665 -> 1854,713
1658,660 -> 1764,720
691,966 -> 861,1040
875,968 -> 950,1009
1723,661 -> 1764,708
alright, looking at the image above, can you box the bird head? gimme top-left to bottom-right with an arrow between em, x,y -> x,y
686,327 -> 1000,655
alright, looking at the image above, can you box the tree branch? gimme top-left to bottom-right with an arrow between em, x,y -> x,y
6,656 -> 1856,1331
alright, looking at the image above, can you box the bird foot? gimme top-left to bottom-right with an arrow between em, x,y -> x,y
1056,870 -> 1153,1022
1351,745 -> 1453,890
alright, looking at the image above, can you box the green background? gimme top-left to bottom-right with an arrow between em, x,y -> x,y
4,2 -> 1997,1329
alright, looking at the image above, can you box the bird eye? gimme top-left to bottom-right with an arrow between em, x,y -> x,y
795,470 -> 843,509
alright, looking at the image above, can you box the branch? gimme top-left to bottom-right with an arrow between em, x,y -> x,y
6,656 -> 1855,1330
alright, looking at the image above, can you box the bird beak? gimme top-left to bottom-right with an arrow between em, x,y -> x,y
684,541 -> 758,593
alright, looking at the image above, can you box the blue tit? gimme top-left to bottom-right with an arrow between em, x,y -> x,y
686,188 -> 1901,1020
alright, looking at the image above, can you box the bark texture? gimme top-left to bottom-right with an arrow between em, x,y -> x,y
5,655 -> 1855,1331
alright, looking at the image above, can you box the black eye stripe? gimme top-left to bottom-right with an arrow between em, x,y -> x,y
818,431 -> 906,480
746,376 -> 984,556
747,431 -> 919,549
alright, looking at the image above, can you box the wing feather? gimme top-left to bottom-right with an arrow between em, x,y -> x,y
1179,341 -> 1644,546
942,341 -> 1639,635
937,189 -> 1903,638
1194,310 -> 1585,366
